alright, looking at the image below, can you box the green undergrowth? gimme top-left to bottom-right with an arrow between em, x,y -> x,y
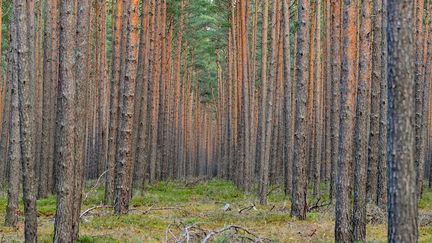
0,180 -> 431,242
420,188 -> 432,211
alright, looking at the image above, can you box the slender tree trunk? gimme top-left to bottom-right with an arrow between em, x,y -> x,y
95,0 -> 107,176
291,0 -> 310,220
14,0 -> 38,241
312,0 -> 322,199
329,0 -> 342,200
282,0 -> 292,197
0,37 -> 12,187
352,0 -> 372,240
368,0 -> 382,203
39,0 -> 57,199
5,14 -> 20,227
53,0 -> 77,241
335,0 -> 357,241
71,0 -> 90,239
114,0 -> 139,214
257,0 -> 270,205
414,0 -> 426,198
105,0 -> 124,204
377,0 -> 389,206
324,0 -> 332,186
387,1 -> 417,241
34,0 -> 43,191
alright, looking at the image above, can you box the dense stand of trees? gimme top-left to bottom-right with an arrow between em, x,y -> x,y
0,0 -> 429,241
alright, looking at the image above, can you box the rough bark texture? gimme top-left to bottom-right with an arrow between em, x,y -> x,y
5,13 -> 20,227
414,0 -> 426,198
282,0 -> 292,198
335,0 -> 357,242
114,0 -> 139,215
16,0 -> 38,242
257,0 -> 269,205
377,0 -> 389,206
105,0 -> 124,204
53,0 -> 77,241
291,0 -> 309,220
72,0 -> 90,239
387,1 -> 418,241
353,0 -> 372,240
96,0 -> 108,176
368,0 -> 382,204
39,0 -> 58,199
329,0 -> 341,200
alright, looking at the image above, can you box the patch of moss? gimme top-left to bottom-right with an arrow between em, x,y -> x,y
419,188 -> 432,211
77,235 -> 120,243
37,196 -> 56,216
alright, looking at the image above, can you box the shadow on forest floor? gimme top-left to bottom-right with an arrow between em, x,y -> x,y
0,180 -> 432,242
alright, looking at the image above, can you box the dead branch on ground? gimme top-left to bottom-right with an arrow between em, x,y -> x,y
79,205 -> 112,219
83,169 -> 110,202
308,197 -> 331,212
239,203 -> 256,214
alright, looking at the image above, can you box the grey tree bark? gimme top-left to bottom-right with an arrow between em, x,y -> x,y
353,0 -> 372,240
335,0 -> 357,241
387,0 -> 418,241
291,0 -> 310,220
53,0 -> 77,241
15,0 -> 38,241
5,14 -> 20,227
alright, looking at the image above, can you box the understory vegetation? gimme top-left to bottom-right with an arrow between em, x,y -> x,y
1,180 -> 432,242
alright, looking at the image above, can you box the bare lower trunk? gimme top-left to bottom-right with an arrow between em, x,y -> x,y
387,1 -> 418,241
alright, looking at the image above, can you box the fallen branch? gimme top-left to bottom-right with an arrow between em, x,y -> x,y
266,185 -> 281,196
269,205 -> 276,212
239,204 -> 256,214
201,225 -> 270,243
83,169 -> 110,202
130,205 -> 187,215
308,198 -> 331,212
309,229 -> 317,237
165,224 -> 179,243
80,205 -> 112,219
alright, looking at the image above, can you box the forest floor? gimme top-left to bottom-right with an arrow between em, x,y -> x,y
0,180 -> 432,242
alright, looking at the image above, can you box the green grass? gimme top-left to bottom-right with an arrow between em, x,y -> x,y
0,180 -> 431,242
419,188 -> 432,211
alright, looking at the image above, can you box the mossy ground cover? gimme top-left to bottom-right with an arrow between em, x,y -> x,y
0,180 -> 431,242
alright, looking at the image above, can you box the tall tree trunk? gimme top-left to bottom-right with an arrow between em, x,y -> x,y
53,0 -> 77,241
324,0 -> 332,186
39,0 -> 59,199
0,36 -> 12,187
387,1 -> 417,241
312,0 -> 322,199
414,0 -> 426,198
282,0 -> 292,197
96,0 -> 107,176
377,0 -> 389,206
368,0 -> 382,203
257,0 -> 269,205
114,0 -> 139,215
335,0 -> 357,241
134,0 -> 151,191
352,0 -> 372,240
34,0 -> 43,192
15,0 -> 38,241
291,0 -> 310,220
72,0 -> 90,239
105,0 -> 124,204
329,0 -> 342,200
5,14 -> 20,227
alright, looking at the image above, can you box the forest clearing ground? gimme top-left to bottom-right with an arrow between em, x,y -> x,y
0,180 -> 431,242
